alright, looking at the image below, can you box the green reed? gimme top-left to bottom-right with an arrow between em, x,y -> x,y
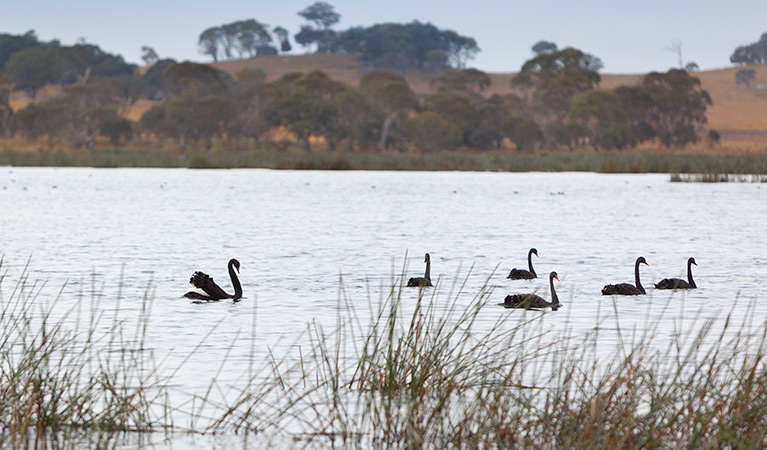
3,148 -> 767,173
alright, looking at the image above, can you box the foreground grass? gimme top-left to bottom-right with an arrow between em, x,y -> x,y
2,148 -> 767,173
0,259 -> 168,449
3,260 -> 767,448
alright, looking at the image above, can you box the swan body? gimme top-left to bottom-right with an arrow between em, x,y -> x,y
602,256 -> 648,295
502,271 -> 561,311
507,248 -> 538,279
655,257 -> 697,289
184,258 -> 242,301
407,253 -> 433,287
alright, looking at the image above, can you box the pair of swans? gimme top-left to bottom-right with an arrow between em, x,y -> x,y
602,256 -> 697,295
502,248 -> 560,311
186,254 -> 433,301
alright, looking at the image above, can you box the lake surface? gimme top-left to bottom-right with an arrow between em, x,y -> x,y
1,167 -> 766,445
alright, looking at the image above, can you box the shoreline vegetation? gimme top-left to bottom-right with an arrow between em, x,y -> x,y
4,260 -> 767,448
2,148 -> 767,175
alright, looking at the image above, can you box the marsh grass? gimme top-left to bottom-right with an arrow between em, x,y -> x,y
197,266 -> 767,448
0,259 -> 169,449
4,258 -> 767,448
3,148 -> 767,174
670,172 -> 767,182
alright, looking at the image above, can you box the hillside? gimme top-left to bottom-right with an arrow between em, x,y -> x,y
214,55 -> 767,148
8,54 -> 767,152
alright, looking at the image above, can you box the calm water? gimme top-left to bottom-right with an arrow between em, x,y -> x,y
1,167 -> 766,442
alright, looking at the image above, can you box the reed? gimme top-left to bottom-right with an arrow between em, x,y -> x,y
202,266 -> 767,448
670,172 -> 767,182
0,259 -> 169,448
3,148 -> 767,173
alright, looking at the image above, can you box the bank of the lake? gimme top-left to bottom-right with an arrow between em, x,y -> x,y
2,148 -> 767,173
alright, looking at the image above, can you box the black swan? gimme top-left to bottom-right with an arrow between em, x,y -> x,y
601,256 -> 649,295
183,258 -> 243,301
501,271 -> 561,311
655,257 -> 697,289
407,253 -> 433,287
507,248 -> 538,279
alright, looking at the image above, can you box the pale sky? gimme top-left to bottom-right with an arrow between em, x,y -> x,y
3,0 -> 765,74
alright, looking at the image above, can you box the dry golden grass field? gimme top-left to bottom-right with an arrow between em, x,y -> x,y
9,54 -> 767,153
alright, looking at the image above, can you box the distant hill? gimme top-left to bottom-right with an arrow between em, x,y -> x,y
214,54 -> 767,148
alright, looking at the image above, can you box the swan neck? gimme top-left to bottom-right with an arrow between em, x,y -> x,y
229,262 -> 243,300
424,259 -> 431,282
635,260 -> 645,294
687,260 -> 696,288
549,274 -> 559,305
528,250 -> 536,276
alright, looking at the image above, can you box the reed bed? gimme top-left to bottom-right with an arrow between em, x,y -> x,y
670,172 -> 767,182
2,148 -> 767,173
0,259 -> 172,449
203,273 -> 767,449
3,259 -> 767,448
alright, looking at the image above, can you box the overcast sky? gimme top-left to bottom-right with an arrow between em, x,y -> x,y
3,0 -> 766,74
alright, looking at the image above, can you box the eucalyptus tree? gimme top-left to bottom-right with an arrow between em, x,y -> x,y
229,70 -> 273,149
569,89 -> 633,151
405,111 -> 462,153
736,68 -> 756,88
730,31 -> 767,65
0,72 -> 12,137
512,47 -> 603,122
268,71 -> 342,152
198,27 -> 222,62
0,30 -> 40,70
141,46 -> 159,66
336,22 -> 478,70
295,2 -> 341,53
234,19 -> 272,58
638,69 -> 712,148
358,70 -> 417,151
273,26 -> 292,53
531,40 -> 557,55
430,68 -> 491,101
425,92 -> 479,146
161,62 -> 229,97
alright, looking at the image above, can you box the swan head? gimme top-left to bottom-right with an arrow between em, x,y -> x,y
229,259 -> 241,273
550,271 -> 559,281
637,256 -> 648,266
531,248 -> 539,257
689,257 -> 697,266
424,253 -> 430,263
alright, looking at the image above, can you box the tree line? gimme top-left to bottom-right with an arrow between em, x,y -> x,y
1,40 -> 713,153
198,2 -> 479,72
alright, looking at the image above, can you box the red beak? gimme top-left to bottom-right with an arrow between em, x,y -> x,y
237,266 -> 241,273
554,274 -> 559,281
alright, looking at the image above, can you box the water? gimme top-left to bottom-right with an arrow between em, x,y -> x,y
1,167 -> 766,442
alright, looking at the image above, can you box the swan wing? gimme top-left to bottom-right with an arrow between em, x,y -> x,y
190,271 -> 229,299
